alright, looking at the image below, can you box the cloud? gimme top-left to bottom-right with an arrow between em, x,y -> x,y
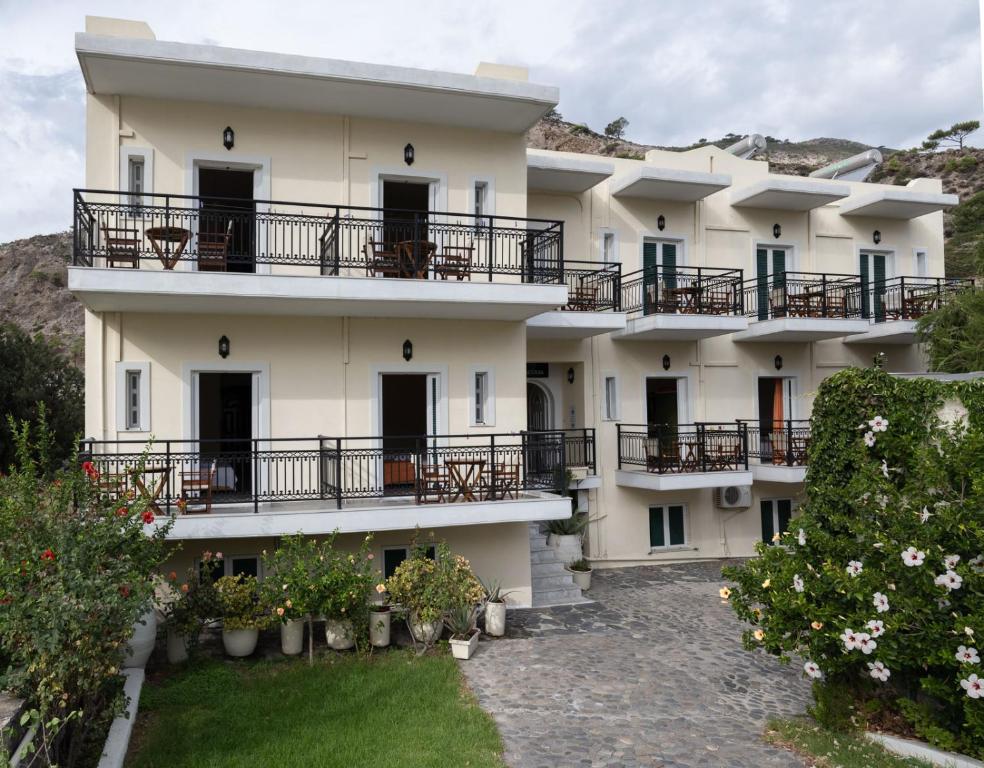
0,0 -> 981,241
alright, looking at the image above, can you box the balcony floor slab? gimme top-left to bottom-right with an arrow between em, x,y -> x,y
733,317 -> 870,342
843,320 -> 918,345
615,469 -> 752,491
750,464 -> 807,484
612,313 -> 748,341
526,310 -> 626,338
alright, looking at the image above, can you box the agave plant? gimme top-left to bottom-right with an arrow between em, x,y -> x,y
444,603 -> 476,639
546,512 -> 588,536
480,578 -> 514,604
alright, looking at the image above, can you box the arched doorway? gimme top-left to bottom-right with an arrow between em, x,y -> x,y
527,381 -> 553,431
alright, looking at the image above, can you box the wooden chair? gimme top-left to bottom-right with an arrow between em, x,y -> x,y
197,219 -> 234,272
483,463 -> 520,500
94,472 -> 128,501
825,287 -> 848,318
417,464 -> 450,504
703,286 -> 732,315
180,460 -> 217,514
434,245 -> 474,281
363,241 -> 401,278
567,286 -> 598,311
101,225 -> 141,268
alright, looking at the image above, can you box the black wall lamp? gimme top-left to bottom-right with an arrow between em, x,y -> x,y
774,354 -> 783,371
773,223 -> 782,239
662,354 -> 671,371
404,143 -> 415,166
567,367 -> 575,384
657,215 -> 666,231
218,335 -> 230,359
402,339 -> 413,362
223,126 -> 235,151
873,230 -> 882,245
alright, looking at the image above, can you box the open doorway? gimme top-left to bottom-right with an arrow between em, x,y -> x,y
758,376 -> 794,461
382,180 -> 430,247
198,168 -> 256,273
646,378 -> 680,427
380,373 -> 439,491
197,372 -> 253,498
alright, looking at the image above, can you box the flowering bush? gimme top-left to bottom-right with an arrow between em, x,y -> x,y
157,552 -> 223,644
313,533 -> 375,635
261,535 -> 322,624
214,574 -> 271,632
723,368 -> 984,756
0,416 -> 172,766
385,539 -> 484,624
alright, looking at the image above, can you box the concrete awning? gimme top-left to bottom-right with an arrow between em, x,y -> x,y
839,189 -> 959,219
730,178 -> 850,211
526,152 -> 615,193
610,167 -> 731,202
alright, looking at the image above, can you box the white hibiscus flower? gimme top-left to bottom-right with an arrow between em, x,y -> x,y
938,597 -> 951,610
935,571 -> 963,591
881,460 -> 891,479
797,529 -> 806,546
902,547 -> 925,567
803,661 -> 822,680
793,574 -> 805,593
867,661 -> 891,682
876,494 -> 889,508
873,592 -> 890,613
920,507 -> 932,523
840,628 -> 860,651
961,674 -> 983,699
866,619 -> 885,638
869,416 -> 888,432
944,554 -> 961,570
969,554 -> 984,574
846,560 -> 864,578
956,646 -> 981,665
857,633 -> 877,655
863,431 -> 876,448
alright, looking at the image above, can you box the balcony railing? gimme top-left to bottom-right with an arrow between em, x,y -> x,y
72,189 -> 564,284
79,432 -> 570,513
862,276 -> 975,322
547,428 -> 597,475
620,265 -> 745,316
617,423 -> 748,474
743,271 -> 863,320
561,262 -> 621,311
740,419 -> 810,467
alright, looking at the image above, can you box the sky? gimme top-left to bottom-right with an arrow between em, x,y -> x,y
1,0 -> 982,242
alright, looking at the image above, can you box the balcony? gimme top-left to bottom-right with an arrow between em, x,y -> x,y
615,423 -> 752,491
69,190 -> 568,321
611,266 -> 749,341
80,432 -> 576,540
741,419 -> 810,483
845,277 -> 976,345
526,262 -> 626,338
734,271 -> 869,342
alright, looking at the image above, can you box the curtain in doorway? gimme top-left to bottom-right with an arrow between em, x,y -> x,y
772,379 -> 786,461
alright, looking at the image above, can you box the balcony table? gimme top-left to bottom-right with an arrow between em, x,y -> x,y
445,458 -> 486,503
145,226 -> 191,270
131,465 -> 171,515
668,285 -> 701,314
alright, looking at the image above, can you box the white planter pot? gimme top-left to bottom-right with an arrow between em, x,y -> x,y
408,613 -> 443,645
124,609 -> 157,669
369,609 -> 391,648
484,601 -> 506,637
325,617 -> 355,650
449,630 -> 480,660
281,619 -> 304,656
222,628 -> 259,657
547,533 -> 583,565
567,567 -> 592,591
166,628 -> 190,664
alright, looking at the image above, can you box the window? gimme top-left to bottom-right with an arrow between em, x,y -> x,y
601,230 -> 616,264
761,499 -> 793,544
125,370 -> 141,430
383,545 -> 436,580
469,367 -> 495,426
198,554 -> 261,582
650,505 -> 686,549
118,147 -> 153,207
474,371 -> 489,424
603,375 -> 619,421
914,249 -> 928,277
115,361 -> 150,432
474,180 -> 490,229
127,157 -> 144,206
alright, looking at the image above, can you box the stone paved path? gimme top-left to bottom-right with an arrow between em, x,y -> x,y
462,562 -> 811,768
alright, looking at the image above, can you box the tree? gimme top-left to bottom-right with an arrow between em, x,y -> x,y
916,287 -> 984,373
544,107 -> 563,122
604,117 -> 628,141
0,323 -> 83,472
921,120 -> 980,151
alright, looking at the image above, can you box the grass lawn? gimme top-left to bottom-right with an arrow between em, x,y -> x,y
126,651 -> 504,768
765,718 -> 933,768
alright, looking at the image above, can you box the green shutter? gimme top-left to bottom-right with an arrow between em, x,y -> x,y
873,254 -> 886,322
668,505 -> 685,546
772,249 -> 786,289
760,499 -> 775,544
649,506 -> 665,548
643,242 -> 660,315
859,253 -> 870,319
662,243 -> 677,291
756,248 -> 769,320
777,499 -> 792,535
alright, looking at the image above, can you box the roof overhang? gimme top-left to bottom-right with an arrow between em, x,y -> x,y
839,189 -> 959,219
730,178 -> 850,211
75,33 -> 558,132
526,152 -> 615,193
610,167 -> 731,202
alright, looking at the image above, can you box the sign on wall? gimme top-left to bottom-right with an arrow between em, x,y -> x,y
526,363 -> 549,378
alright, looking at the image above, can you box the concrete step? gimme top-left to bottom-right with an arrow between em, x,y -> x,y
533,587 -> 592,608
533,573 -> 579,590
531,548 -> 566,565
530,560 -> 568,576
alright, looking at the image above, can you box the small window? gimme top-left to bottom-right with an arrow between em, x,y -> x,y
761,499 -> 793,544
116,361 -> 149,432
474,372 -> 489,424
198,555 -> 261,582
602,231 -> 616,264
470,368 -> 494,426
474,181 -> 489,229
128,157 -> 144,206
125,370 -> 141,430
603,376 -> 619,421
914,250 -> 928,277
383,545 -> 436,580
650,505 -> 686,549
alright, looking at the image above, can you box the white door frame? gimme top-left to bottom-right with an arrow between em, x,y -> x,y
371,167 -> 448,214
642,373 -> 693,426
371,365 -> 449,441
754,373 -> 799,422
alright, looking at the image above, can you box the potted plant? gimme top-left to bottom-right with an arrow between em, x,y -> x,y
446,604 -> 480,660
370,585 -> 391,648
262,536 -> 322,658
157,554 -> 221,664
316,533 -> 375,651
546,512 -> 587,565
566,557 -> 593,590
215,574 -> 270,657
480,579 -> 511,637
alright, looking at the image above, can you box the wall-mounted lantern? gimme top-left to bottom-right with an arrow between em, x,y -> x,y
222,126 -> 235,151
873,230 -> 882,245
657,215 -> 666,231
402,339 -> 413,362
774,354 -> 783,371
773,223 -> 782,239
404,143 -> 415,166
662,354 -> 671,371
567,367 -> 575,384
218,335 -> 230,359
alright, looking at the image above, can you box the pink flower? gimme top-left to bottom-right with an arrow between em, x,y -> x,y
367,553 -> 374,560
961,674 -> 982,699
215,552 -> 224,560
276,607 -> 285,617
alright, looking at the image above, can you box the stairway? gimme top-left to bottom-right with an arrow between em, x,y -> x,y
528,523 -> 591,607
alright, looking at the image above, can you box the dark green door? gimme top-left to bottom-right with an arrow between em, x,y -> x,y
761,498 -> 793,543
756,248 -> 786,319
643,241 -> 677,314
859,253 -> 886,320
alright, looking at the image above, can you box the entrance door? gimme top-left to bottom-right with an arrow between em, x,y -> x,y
758,377 -> 793,462
196,372 -> 254,498
526,382 -> 551,432
643,240 -> 678,315
761,498 -> 793,543
646,378 -> 679,428
860,251 -> 889,321
381,180 -> 429,259
756,247 -> 788,319
198,168 -> 256,273
381,374 -> 427,491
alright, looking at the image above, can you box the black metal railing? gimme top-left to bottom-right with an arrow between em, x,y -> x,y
561,262 -> 621,311
743,271 -> 863,320
620,265 -> 744,316
616,423 -> 748,474
72,189 -> 564,284
79,432 -> 568,513
861,276 -> 975,322
539,428 -> 596,475
739,419 -> 810,467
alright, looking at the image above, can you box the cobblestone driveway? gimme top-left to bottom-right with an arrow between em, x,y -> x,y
462,562 -> 811,768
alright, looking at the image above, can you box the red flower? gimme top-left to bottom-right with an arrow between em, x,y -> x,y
119,585 -> 131,598
141,510 -> 155,525
115,506 -> 128,517
168,570 -> 177,581
41,549 -> 55,562
82,461 -> 100,480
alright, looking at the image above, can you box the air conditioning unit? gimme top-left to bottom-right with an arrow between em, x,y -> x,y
716,485 -> 752,509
